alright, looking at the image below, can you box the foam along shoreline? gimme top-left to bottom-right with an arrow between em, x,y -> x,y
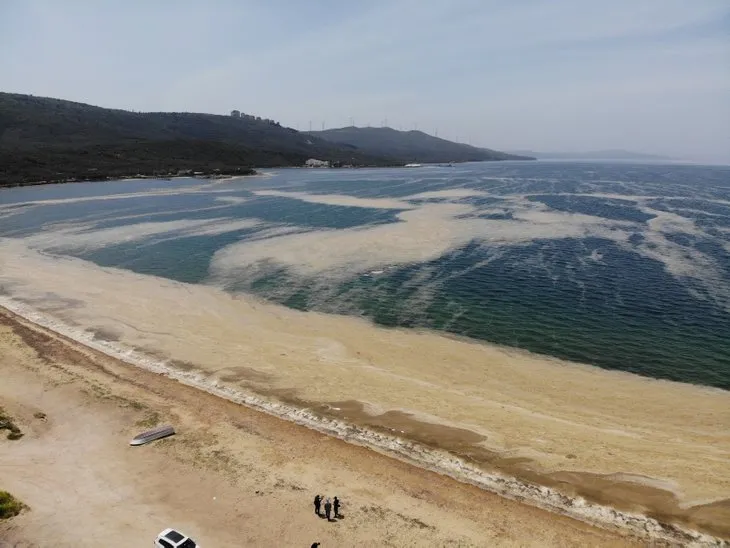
6,171 -> 261,189
0,307 -> 643,547
0,242 -> 728,543
0,307 -> 725,546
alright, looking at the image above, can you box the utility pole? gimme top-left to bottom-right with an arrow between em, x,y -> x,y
309,120 -> 312,133
349,117 -> 354,127
322,121 -> 325,131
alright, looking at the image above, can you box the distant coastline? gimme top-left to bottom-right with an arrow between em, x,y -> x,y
4,166 -> 311,190
0,168 -> 258,189
508,149 -> 676,162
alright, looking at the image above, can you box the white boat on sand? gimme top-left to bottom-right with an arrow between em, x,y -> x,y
130,424 -> 175,446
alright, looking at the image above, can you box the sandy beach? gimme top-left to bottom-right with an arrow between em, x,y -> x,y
0,306 -> 645,547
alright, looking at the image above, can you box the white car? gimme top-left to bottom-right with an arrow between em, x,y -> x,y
154,528 -> 199,548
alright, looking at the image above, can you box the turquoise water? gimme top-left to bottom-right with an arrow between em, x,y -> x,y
1,162 -> 729,389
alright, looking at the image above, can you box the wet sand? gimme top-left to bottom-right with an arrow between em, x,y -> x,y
0,307 -> 640,547
0,240 -> 729,543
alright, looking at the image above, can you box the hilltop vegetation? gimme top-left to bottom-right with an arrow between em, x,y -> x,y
0,93 -> 531,187
311,126 -> 533,163
0,93 -> 390,186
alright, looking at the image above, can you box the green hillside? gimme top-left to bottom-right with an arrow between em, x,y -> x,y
0,93 -> 390,186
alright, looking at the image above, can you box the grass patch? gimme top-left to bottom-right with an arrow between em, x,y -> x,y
0,491 -> 26,519
135,411 -> 161,429
0,407 -> 23,441
127,399 -> 146,411
107,394 -> 146,410
83,382 -> 146,411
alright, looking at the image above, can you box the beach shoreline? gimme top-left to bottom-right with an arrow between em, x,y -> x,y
0,291 -> 727,545
0,305 -> 647,547
0,170 -> 263,190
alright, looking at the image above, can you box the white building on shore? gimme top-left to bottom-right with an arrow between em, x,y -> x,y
305,158 -> 330,168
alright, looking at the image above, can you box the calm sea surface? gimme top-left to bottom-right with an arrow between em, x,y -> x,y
1,161 -> 729,389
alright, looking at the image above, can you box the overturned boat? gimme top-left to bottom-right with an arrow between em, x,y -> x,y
130,424 -> 175,446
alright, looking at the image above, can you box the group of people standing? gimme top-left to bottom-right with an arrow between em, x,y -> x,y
313,494 -> 341,521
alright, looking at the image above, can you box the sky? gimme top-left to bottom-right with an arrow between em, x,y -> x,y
1,0 -> 729,163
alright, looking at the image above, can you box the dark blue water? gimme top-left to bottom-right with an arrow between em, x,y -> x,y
1,163 -> 729,389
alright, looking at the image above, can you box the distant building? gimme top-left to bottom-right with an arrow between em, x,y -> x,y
305,158 -> 330,168
230,110 -> 241,118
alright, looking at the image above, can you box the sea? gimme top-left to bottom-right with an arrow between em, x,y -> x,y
1,161 -> 729,390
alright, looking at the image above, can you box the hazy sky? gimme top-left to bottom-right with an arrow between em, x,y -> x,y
2,1 -> 729,162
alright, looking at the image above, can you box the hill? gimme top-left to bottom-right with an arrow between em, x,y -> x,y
0,93 -> 392,186
310,126 -> 533,163
509,149 -> 674,162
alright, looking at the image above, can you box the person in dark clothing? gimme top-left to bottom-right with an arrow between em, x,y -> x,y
314,494 -> 322,516
333,496 -> 340,518
324,498 -> 332,521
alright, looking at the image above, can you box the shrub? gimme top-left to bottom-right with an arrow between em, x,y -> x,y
0,491 -> 26,519
0,407 -> 23,440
